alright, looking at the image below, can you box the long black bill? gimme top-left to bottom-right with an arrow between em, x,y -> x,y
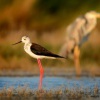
12,41 -> 22,45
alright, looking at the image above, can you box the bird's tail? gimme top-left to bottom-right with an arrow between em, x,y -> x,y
53,54 -> 67,59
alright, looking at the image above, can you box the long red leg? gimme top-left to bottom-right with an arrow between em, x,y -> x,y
37,58 -> 44,90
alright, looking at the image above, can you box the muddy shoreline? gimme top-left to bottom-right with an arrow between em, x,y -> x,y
0,67 -> 100,77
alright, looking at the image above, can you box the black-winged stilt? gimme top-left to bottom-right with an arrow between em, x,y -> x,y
13,36 -> 65,90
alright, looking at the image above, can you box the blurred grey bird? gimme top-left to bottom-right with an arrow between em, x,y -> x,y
59,11 -> 100,75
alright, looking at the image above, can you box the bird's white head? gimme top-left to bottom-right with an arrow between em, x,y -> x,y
21,36 -> 30,44
13,36 -> 31,45
85,11 -> 100,18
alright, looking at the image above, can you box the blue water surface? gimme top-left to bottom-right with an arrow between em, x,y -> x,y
0,76 -> 100,92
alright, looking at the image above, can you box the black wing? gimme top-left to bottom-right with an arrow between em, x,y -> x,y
31,43 -> 65,58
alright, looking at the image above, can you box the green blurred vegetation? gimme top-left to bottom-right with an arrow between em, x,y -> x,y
0,0 -> 100,71
81,44 -> 100,65
0,44 -> 24,60
0,0 -> 99,33
0,0 -> 13,10
30,0 -> 100,31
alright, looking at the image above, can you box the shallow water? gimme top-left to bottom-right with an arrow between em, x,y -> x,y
0,76 -> 100,100
0,76 -> 100,91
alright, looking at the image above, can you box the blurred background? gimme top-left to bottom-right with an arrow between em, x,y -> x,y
0,0 -> 100,76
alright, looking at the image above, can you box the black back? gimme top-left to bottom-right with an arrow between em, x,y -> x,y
30,43 -> 65,58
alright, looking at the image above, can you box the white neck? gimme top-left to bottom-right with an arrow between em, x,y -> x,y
24,41 -> 31,45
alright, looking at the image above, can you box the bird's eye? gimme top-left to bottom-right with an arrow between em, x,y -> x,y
24,39 -> 26,40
